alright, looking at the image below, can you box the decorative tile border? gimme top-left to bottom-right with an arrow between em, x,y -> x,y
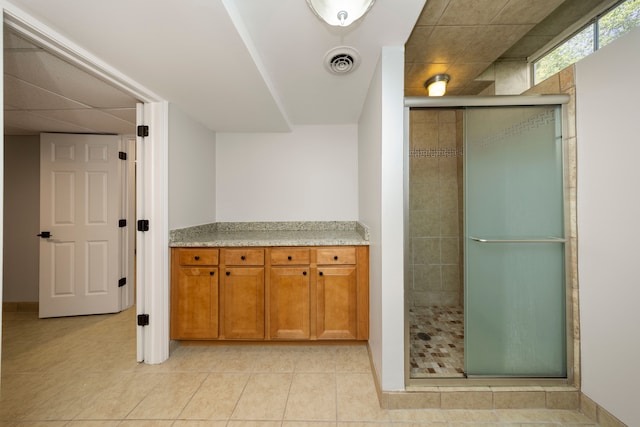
410,148 -> 463,158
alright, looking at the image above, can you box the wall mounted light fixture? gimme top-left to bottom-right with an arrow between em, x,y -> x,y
424,74 -> 450,96
306,0 -> 376,26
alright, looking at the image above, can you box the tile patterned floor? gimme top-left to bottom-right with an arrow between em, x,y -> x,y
410,306 -> 465,378
0,307 -> 599,426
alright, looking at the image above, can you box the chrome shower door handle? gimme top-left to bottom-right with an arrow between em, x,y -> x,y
469,236 -> 566,243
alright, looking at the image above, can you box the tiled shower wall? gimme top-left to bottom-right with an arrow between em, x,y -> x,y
409,109 -> 464,307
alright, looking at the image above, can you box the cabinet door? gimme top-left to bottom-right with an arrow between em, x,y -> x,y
223,267 -> 265,339
171,267 -> 218,339
316,266 -> 357,340
269,267 -> 310,339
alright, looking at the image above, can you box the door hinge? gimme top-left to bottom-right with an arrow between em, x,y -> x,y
137,125 -> 149,138
137,314 -> 149,326
137,219 -> 149,232
118,151 -> 127,160
119,219 -> 127,228
118,277 -> 127,287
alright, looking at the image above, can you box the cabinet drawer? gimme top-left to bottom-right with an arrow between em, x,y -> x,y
271,248 -> 311,265
177,248 -> 219,266
316,247 -> 356,265
224,248 -> 265,265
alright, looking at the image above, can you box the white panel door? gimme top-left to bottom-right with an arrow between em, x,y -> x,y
39,133 -> 121,318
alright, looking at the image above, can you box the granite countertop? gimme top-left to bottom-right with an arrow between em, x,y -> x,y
169,221 -> 369,247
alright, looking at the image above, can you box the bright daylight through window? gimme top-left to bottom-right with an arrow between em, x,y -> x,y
533,0 -> 640,84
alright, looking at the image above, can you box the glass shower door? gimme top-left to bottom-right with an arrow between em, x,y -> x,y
464,106 -> 566,377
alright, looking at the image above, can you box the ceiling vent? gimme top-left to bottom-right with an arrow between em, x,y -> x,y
324,46 -> 360,75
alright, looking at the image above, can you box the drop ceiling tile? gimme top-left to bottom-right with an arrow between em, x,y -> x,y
492,0 -> 565,25
415,0 -> 451,26
405,26 -> 435,64
4,74 -> 90,110
501,35 -> 555,59
458,25 -> 534,63
4,51 -> 138,108
35,109 -> 136,134
101,108 -> 137,124
444,62 -> 493,86
438,0 -> 510,25
4,110 -> 94,134
414,26 -> 482,63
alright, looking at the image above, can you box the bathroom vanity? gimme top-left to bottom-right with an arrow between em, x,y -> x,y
169,222 -> 369,342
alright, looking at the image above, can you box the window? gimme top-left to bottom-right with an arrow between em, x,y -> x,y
533,0 -> 640,84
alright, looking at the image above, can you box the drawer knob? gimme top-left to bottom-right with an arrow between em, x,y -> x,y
319,271 -> 323,276
226,271 -> 231,276
288,256 -> 292,260
241,255 -> 246,260
334,255 -> 338,260
194,256 -> 200,260
303,271 -> 307,276
210,271 -> 214,276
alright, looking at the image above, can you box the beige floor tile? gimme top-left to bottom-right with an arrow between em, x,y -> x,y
283,422 -> 336,427
336,373 -> 390,422
496,408 -> 595,423
126,373 -> 207,419
209,347 -> 257,373
388,408 -> 447,423
231,373 -> 292,420
335,344 -> 371,373
172,422 -> 228,427
226,422 -> 282,427
21,372 -> 120,420
64,422 -> 120,426
284,373 -> 336,421
294,346 -> 337,372
0,422 -> 69,427
117,421 -> 174,426
250,347 -> 299,373
74,373 -> 163,420
443,409 -> 500,422
179,373 -> 249,420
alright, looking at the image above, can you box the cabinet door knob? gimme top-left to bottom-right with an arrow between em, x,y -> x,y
226,271 -> 231,276
288,256 -> 292,260
303,271 -> 307,276
194,256 -> 200,261
334,255 -> 338,260
241,255 -> 246,260
210,271 -> 214,276
319,271 -> 323,276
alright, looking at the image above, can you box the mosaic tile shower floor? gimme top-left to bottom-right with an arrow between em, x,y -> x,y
410,306 -> 465,378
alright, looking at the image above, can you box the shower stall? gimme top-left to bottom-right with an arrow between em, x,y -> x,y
405,96 -> 571,383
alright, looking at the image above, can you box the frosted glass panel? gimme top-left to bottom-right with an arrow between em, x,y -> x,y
465,106 -> 566,377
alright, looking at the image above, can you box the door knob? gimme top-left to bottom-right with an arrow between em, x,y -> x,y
37,231 -> 52,238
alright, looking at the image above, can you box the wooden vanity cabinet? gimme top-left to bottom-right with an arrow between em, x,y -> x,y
222,248 -> 265,339
268,248 -> 311,340
170,245 -> 369,342
170,248 -> 219,340
316,247 -> 359,340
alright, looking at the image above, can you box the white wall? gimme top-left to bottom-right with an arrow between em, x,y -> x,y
359,46 -> 406,391
359,48 -> 384,386
168,103 -> 217,229
216,125 -> 358,222
576,27 -> 640,427
2,135 -> 39,302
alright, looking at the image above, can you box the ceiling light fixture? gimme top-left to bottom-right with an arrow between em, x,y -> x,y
424,74 -> 450,96
306,0 -> 376,27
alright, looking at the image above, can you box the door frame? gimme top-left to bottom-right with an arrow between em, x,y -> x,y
403,94 -> 574,387
0,5 -> 170,365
